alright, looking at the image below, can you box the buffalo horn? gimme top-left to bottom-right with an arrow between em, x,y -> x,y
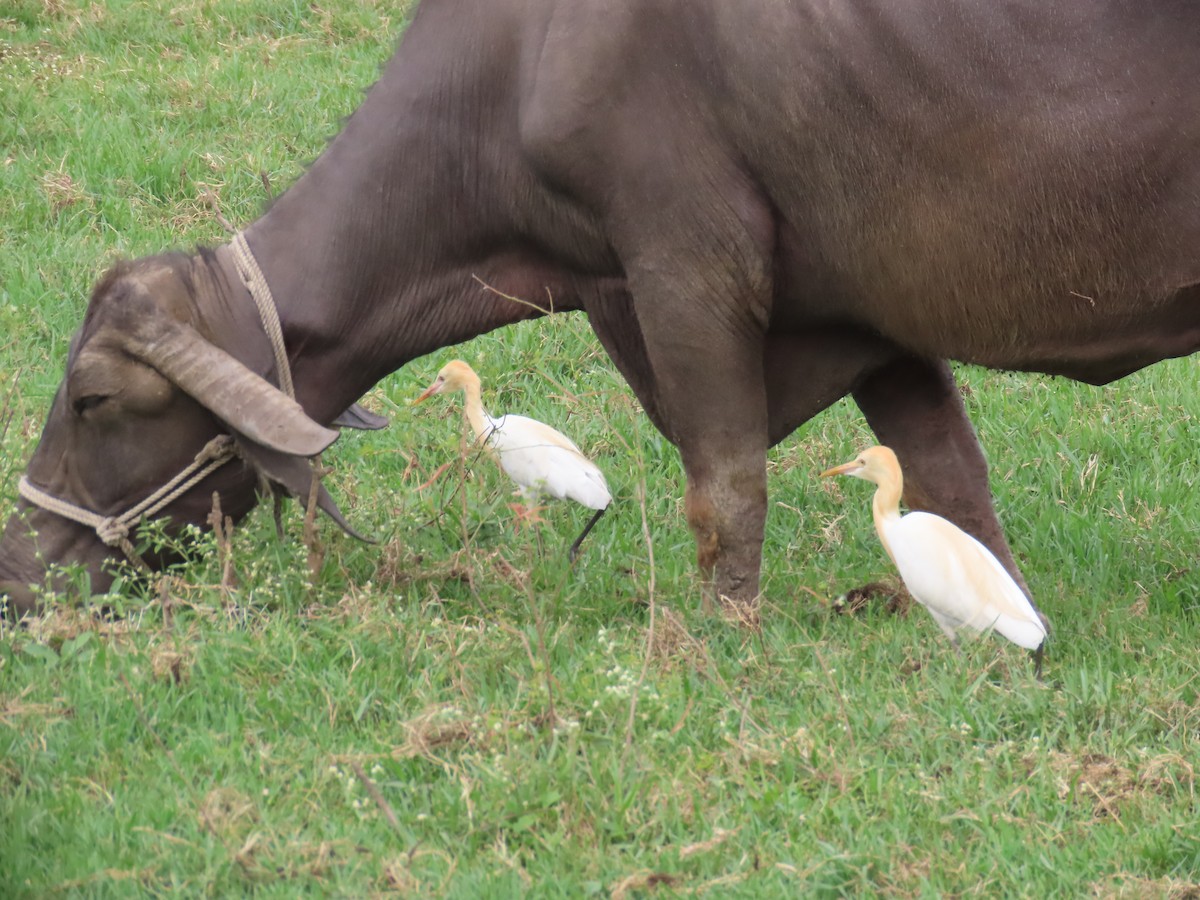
237,437 -> 375,542
125,320 -> 338,457
333,402 -> 389,431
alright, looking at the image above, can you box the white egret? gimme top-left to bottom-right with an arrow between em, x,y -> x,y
415,360 -> 611,561
821,445 -> 1048,674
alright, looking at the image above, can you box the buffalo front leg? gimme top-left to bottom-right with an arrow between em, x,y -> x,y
638,315 -> 770,618
585,284 -> 767,617
681,430 -> 769,622
851,356 -> 1033,598
616,273 -> 772,620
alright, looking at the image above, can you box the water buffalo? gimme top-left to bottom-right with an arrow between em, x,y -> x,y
2,0 -> 1198,618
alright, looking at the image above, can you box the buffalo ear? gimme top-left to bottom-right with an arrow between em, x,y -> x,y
236,436 -> 374,542
333,403 -> 388,430
124,319 -> 338,457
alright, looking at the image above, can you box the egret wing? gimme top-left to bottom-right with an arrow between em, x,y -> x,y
485,415 -> 611,508
884,512 -> 1046,649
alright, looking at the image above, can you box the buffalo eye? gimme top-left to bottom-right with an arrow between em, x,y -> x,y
72,393 -> 109,415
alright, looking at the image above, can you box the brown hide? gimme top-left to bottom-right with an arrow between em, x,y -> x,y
3,0 -> 1199,618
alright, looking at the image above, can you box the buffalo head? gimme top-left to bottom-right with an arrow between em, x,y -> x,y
0,251 -> 341,617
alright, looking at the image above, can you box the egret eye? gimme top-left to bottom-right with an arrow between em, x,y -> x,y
72,394 -> 109,415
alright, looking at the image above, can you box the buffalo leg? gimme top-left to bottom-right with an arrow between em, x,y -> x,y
612,248 -> 774,616
851,356 -> 1033,597
647,319 -> 770,618
764,327 -> 901,446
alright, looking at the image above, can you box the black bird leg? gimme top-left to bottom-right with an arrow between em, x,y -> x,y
568,507 -> 607,564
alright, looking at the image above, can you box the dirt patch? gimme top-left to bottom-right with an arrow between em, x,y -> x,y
198,786 -> 258,838
393,704 -> 476,761
19,604 -> 138,647
150,645 -> 192,685
610,870 -> 679,899
648,603 -> 708,669
831,578 -> 913,618
1037,751 -> 1195,819
0,685 -> 69,729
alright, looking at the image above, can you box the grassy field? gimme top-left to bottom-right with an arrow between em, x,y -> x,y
2,1 -> 1199,896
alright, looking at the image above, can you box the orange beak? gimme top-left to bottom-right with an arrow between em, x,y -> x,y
820,460 -> 861,478
412,379 -> 443,404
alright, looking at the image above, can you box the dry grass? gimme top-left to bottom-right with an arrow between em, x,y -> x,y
1093,875 -> 1200,900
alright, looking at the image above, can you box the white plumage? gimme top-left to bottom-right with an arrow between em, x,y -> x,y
415,360 -> 611,559
821,445 -> 1048,671
480,412 -> 611,510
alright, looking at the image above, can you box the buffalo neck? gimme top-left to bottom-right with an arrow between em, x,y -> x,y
229,18 -> 564,428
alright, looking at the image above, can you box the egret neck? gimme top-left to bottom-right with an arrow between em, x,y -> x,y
453,366 -> 492,445
869,454 -> 903,564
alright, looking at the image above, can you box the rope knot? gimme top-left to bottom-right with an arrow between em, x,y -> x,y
196,434 -> 238,464
96,517 -> 131,546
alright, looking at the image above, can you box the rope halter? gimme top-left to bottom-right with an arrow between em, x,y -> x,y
16,232 -> 298,571
18,436 -> 239,570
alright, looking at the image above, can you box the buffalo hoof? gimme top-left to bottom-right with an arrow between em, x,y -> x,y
717,594 -> 761,630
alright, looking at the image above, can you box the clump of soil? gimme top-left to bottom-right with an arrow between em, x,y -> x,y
831,579 -> 913,617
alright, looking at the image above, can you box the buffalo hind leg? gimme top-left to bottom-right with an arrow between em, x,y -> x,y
851,356 -> 1036,602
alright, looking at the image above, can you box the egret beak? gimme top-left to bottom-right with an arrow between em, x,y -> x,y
820,460 -> 862,478
412,380 -> 443,404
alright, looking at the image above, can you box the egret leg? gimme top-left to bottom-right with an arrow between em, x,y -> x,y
945,632 -> 963,655
568,506 -> 607,564
507,502 -> 547,527
1032,641 -> 1046,680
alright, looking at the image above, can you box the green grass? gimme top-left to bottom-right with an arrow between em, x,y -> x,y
2,2 -> 1199,896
